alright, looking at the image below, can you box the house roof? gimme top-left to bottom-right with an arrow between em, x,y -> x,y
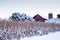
33,14 -> 47,22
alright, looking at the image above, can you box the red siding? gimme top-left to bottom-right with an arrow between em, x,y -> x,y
33,14 -> 46,22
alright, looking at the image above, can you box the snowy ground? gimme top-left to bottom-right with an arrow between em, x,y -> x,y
0,27 -> 60,40
20,31 -> 60,40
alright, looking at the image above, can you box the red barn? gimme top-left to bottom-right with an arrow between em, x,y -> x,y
33,14 -> 47,22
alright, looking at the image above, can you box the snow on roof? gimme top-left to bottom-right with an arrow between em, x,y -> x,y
45,18 -> 60,23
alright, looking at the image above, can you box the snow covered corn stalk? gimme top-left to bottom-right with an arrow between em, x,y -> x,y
0,19 -> 60,40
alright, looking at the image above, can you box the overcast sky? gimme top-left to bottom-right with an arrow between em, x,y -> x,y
0,0 -> 60,19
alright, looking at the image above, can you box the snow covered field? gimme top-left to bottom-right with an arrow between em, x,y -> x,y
20,31 -> 60,40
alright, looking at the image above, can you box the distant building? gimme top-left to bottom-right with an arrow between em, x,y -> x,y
45,18 -> 60,24
48,13 -> 53,19
45,13 -> 60,23
33,14 -> 46,22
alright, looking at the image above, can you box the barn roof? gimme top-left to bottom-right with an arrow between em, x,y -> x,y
33,14 -> 47,22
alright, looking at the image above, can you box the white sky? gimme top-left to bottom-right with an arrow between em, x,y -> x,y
0,0 -> 60,19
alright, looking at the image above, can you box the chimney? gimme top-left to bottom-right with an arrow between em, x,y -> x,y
48,13 -> 53,19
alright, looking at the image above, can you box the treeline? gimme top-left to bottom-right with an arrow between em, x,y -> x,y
9,12 -> 34,21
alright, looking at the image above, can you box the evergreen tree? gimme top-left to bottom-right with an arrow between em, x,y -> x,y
57,14 -> 60,19
9,12 -> 33,21
9,12 -> 21,21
